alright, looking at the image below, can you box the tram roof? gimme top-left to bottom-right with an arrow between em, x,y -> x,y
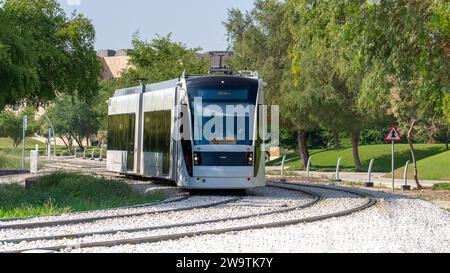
113,74 -> 259,98
113,79 -> 179,97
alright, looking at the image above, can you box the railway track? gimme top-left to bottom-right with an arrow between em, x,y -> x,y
0,182 -> 376,253
0,196 -> 239,230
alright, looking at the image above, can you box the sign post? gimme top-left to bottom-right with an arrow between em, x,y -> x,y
22,115 -> 28,170
384,126 -> 402,191
48,128 -> 52,158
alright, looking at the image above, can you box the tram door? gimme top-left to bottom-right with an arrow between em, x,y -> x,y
126,114 -> 135,171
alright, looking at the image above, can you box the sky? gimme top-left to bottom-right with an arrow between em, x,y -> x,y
58,0 -> 255,52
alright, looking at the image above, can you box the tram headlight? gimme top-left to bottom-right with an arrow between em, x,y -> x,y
193,152 -> 201,166
246,152 -> 254,166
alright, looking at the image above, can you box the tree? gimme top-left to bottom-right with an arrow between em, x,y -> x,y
44,96 -> 99,151
96,79 -> 121,131
224,0 -> 317,168
121,33 -> 208,84
285,0 -> 385,170
343,0 -> 450,188
0,108 -> 38,147
0,0 -> 101,110
444,94 -> 450,150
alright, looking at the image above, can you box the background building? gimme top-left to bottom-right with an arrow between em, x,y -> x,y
97,49 -> 132,80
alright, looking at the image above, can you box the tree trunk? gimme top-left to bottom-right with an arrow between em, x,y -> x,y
67,136 -> 73,154
298,130 -> 310,169
13,138 -> 20,148
407,120 -> 423,189
351,132 -> 363,170
334,131 -> 340,148
59,135 -> 69,150
75,136 -> 84,151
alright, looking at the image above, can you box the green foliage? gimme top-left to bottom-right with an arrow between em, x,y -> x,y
279,128 -> 298,150
444,94 -> 450,125
0,173 -> 166,218
359,129 -> 387,145
0,0 -> 101,109
97,80 -> 121,131
0,108 -> 38,147
122,33 -> 208,84
343,0 -> 449,132
44,95 -> 100,150
286,0 -> 394,136
228,0 -> 449,174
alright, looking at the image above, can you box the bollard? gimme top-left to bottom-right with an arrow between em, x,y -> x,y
35,144 -> 39,164
30,150 -> 38,174
306,156 -> 312,178
280,155 -> 287,176
83,148 -> 87,159
30,144 -> 39,174
74,147 -> 78,159
335,157 -> 342,181
99,147 -> 103,161
401,161 -> 411,191
91,148 -> 95,160
364,159 -> 375,187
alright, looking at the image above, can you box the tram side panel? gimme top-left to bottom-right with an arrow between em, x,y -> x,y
140,89 -> 175,180
107,94 -> 140,174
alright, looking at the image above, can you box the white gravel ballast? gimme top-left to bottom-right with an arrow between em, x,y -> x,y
1,183 -> 448,253
67,187 -> 450,253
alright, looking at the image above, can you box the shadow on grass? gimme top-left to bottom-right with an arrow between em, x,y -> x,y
363,146 -> 446,172
273,145 -> 446,173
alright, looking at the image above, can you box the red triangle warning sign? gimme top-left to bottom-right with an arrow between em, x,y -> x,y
385,127 -> 402,142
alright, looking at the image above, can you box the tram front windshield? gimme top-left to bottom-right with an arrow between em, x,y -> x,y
187,79 -> 258,146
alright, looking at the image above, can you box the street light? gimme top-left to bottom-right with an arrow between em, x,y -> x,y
43,114 -> 57,159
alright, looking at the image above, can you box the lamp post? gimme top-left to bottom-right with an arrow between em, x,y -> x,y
22,115 -> 27,170
43,114 -> 57,159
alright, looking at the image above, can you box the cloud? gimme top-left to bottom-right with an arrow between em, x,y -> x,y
66,0 -> 81,6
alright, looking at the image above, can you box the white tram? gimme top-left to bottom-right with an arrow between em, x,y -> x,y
106,69 -> 266,189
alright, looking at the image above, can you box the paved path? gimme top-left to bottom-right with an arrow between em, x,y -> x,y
266,166 -> 448,189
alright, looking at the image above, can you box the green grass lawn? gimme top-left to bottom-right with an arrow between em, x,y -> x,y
433,183 -> 450,191
387,150 -> 450,181
432,183 -> 450,190
0,173 -> 167,218
0,137 -> 46,149
267,144 -> 447,173
0,137 -> 49,170
0,137 -> 98,170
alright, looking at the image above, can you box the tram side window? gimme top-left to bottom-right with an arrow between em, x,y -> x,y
108,114 -> 135,151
